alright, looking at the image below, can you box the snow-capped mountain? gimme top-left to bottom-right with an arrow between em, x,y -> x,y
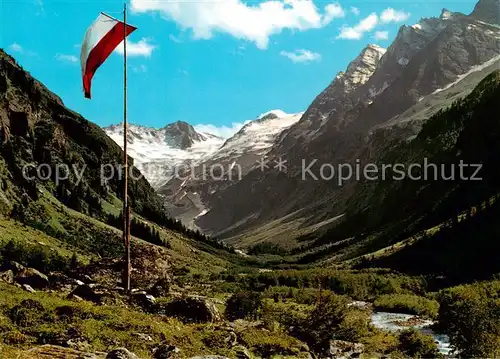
103,121 -> 224,187
155,110 -> 302,227
213,111 -> 303,161
194,0 -> 500,243
103,110 -> 302,201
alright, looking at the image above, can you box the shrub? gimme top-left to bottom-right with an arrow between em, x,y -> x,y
2,330 -> 29,345
374,294 -> 439,319
244,269 -> 426,301
225,291 -> 263,321
337,308 -> 371,342
398,329 -> 440,358
9,299 -> 47,327
362,330 -> 399,355
437,281 -> 500,357
240,327 -> 301,358
299,291 -> 349,352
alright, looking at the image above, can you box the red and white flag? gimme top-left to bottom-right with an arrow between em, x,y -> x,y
80,13 -> 136,99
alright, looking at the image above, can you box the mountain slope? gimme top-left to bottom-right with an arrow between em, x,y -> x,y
342,71 -> 500,282
195,2 -> 500,245
157,110 -> 302,227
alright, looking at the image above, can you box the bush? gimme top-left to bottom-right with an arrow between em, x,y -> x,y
225,291 -> 263,321
263,286 -> 320,305
2,330 -> 29,345
337,308 -> 371,342
9,299 -> 47,327
362,330 -> 399,355
374,294 -> 439,319
437,281 -> 500,357
398,329 -> 440,358
0,240 -> 71,274
299,291 -> 349,352
240,328 -> 302,358
244,269 -> 426,301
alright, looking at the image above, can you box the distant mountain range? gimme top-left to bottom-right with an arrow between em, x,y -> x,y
104,110 -> 302,225
101,0 -> 500,250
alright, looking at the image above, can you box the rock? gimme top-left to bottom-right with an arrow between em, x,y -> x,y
156,296 -> 221,323
15,267 -> 49,289
224,331 -> 238,348
82,274 -> 94,283
347,301 -> 372,310
328,340 -> 364,358
234,345 -> 251,359
0,269 -> 14,284
6,261 -> 25,274
106,348 -> 139,359
153,343 -> 181,359
132,333 -> 153,342
26,344 -> 107,358
66,338 -> 92,351
149,277 -> 171,297
22,284 -> 36,293
131,291 -> 156,310
68,284 -> 101,304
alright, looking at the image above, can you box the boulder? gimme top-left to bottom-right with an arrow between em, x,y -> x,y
68,284 -> 102,304
156,296 -> 221,323
15,267 -> 49,289
0,269 -> 14,284
328,340 -> 364,358
106,348 -> 139,359
149,277 -> 171,297
153,343 -> 181,359
26,344 -> 106,358
6,261 -> 24,274
234,345 -> 251,359
22,284 -> 36,293
131,291 -> 156,310
132,333 -> 153,342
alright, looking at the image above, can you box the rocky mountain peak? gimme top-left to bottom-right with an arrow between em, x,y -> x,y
338,44 -> 386,92
258,109 -> 288,120
259,113 -> 279,121
470,0 -> 500,24
161,121 -> 206,149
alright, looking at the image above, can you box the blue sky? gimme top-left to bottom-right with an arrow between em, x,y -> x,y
1,0 -> 477,137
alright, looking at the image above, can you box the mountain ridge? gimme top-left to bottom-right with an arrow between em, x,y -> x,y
194,2 -> 500,244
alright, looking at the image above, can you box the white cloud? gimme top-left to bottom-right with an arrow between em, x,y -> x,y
280,49 -> 321,63
336,7 -> 409,40
8,43 -> 23,53
337,13 -> 378,40
350,6 -> 360,16
194,122 -> 248,139
374,31 -> 389,40
380,8 -> 410,23
131,0 -> 345,49
55,54 -> 78,63
115,38 -> 157,57
323,3 -> 345,25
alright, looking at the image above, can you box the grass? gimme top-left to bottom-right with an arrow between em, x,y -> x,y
0,283 -> 234,358
0,217 -> 90,262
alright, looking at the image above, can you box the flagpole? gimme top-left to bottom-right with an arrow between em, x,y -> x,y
123,1 -> 131,295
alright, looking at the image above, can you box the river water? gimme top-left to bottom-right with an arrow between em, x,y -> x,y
370,311 -> 453,356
